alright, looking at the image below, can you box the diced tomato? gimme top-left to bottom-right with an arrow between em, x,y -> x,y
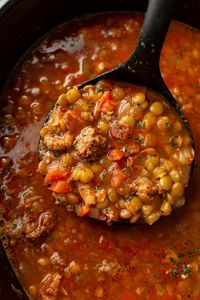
120,290 -> 137,300
79,205 -> 90,216
111,169 -> 127,188
48,180 -> 71,193
113,162 -> 122,170
44,170 -> 70,185
107,149 -> 125,161
95,91 -> 115,113
60,107 -> 67,112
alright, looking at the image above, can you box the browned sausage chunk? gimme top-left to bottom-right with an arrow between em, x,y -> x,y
74,126 -> 107,160
109,119 -> 130,140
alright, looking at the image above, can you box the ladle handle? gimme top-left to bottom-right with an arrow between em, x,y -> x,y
125,0 -> 175,75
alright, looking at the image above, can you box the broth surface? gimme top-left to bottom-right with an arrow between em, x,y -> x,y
0,13 -> 200,300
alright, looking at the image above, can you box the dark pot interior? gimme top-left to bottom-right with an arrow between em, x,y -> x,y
0,0 -> 199,299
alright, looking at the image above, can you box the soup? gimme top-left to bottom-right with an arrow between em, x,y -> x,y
0,12 -> 200,300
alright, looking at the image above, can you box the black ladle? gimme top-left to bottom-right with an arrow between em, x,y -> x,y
40,0 -> 193,138
39,0 -> 194,163
38,0 -> 194,222
76,0 -> 190,134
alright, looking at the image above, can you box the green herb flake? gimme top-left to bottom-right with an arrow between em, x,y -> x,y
103,207 -> 112,215
101,170 -> 107,181
12,224 -> 17,230
122,168 -> 128,173
94,186 -> 99,192
196,246 -> 200,252
53,150 -> 60,158
134,137 -> 143,145
140,41 -> 146,48
88,101 -> 93,107
95,87 -> 106,94
183,267 -> 191,276
187,251 -> 193,258
194,283 -> 200,286
172,268 -> 178,277
120,196 -> 125,202
138,121 -> 145,128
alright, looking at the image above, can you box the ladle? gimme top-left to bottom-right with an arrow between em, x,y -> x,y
38,0 -> 194,223
41,0 -> 193,139
76,0 -> 190,133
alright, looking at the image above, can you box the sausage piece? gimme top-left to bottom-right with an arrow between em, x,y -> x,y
74,126 -> 107,160
109,119 -> 130,140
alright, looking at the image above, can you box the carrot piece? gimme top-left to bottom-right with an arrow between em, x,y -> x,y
107,149 -> 124,161
44,170 -> 70,185
48,180 -> 71,193
95,91 -> 115,114
79,205 -> 90,216
111,169 -> 127,188
120,290 -> 137,300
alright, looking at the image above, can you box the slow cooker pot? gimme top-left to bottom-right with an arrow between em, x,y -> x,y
0,0 -> 200,299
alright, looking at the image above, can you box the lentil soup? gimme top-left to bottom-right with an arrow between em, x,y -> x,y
0,12 -> 200,300
39,80 -> 194,225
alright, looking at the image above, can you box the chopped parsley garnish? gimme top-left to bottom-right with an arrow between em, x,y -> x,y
183,266 -> 191,276
101,170 -> 107,181
122,168 -> 128,173
103,207 -> 112,215
53,150 -> 60,158
120,196 -> 125,202
94,186 -> 99,192
95,87 -> 106,93
138,121 -> 145,128
172,268 -> 178,276
88,101 -> 93,107
196,246 -> 200,252
134,137 -> 143,145
12,223 -> 17,230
